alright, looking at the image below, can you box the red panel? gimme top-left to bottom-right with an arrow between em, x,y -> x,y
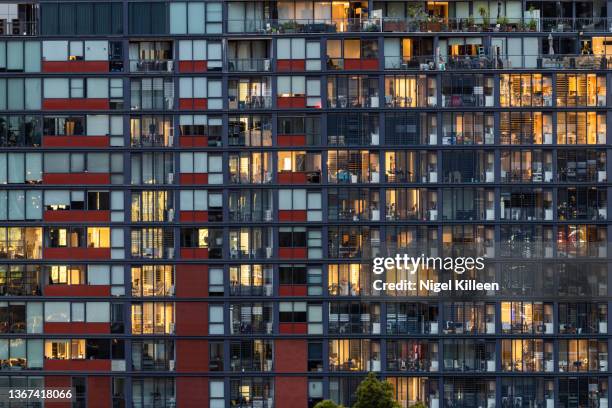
44,359 -> 111,371
87,377 -> 111,408
175,302 -> 208,335
344,58 -> 379,70
362,58 -> 379,70
277,96 -> 306,108
177,378 -> 208,408
275,341 -> 307,371
194,61 -> 207,71
179,173 -> 208,185
278,172 -> 307,184
277,60 -> 292,71
179,98 -> 207,110
279,322 -> 308,334
44,322 -> 110,334
179,61 -> 194,72
179,211 -> 209,222
43,136 -> 109,148
176,339 -> 208,372
44,247 -> 111,260
179,247 -> 209,259
43,99 -> 110,110
176,264 -> 208,297
279,210 -> 307,222
277,134 -> 307,146
292,60 -> 306,70
193,98 -> 208,109
276,377 -> 308,408
45,377 -> 71,408
179,136 -> 208,147
279,285 -> 308,297
45,284 -> 111,297
42,61 -> 109,73
278,247 -> 307,259
44,210 -> 110,222
43,173 -> 110,185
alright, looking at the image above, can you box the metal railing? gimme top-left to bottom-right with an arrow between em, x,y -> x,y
227,58 -> 271,72
129,59 -> 174,73
383,54 -> 612,71
0,20 -> 37,36
226,17 -> 612,34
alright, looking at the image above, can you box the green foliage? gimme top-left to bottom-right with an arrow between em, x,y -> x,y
409,402 -> 428,408
353,373 -> 401,408
313,400 -> 344,408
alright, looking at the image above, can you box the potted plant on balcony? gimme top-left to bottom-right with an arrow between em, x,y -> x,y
479,7 -> 490,30
528,5 -> 538,31
426,15 -> 442,31
467,15 -> 476,31
407,3 -> 425,31
496,16 -> 508,31
280,20 -> 301,33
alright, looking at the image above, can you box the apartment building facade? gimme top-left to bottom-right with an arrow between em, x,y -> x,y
0,0 -> 610,407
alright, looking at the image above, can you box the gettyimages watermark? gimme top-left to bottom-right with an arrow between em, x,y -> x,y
371,253 -> 498,293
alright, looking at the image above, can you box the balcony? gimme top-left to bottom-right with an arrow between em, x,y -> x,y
227,58 -> 271,72
129,59 -> 174,73
226,17 -> 612,34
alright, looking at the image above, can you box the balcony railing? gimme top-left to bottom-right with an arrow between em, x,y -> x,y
383,54 -> 612,71
227,17 -> 612,34
0,20 -> 36,36
227,58 -> 271,72
129,59 -> 174,73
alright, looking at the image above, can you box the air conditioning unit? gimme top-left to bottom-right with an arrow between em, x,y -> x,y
264,59 -> 271,71
169,360 -> 175,371
167,208 -> 175,221
266,247 -> 273,258
166,248 -> 175,259
264,284 -> 273,296
168,135 -> 174,146
167,172 -> 174,184
167,285 -> 175,296
169,323 -> 176,334
264,210 -> 272,221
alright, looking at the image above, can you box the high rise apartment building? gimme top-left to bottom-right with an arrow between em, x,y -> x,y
0,1 -> 610,407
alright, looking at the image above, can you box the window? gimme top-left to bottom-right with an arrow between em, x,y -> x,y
0,115 -> 41,147
442,74 -> 493,107
131,302 -> 174,334
0,190 -> 41,220
500,74 -> 553,107
0,41 -> 40,72
556,74 -> 606,107
131,265 -> 174,297
178,40 -> 223,70
384,75 -> 436,108
557,112 -> 606,145
229,265 -> 272,296
278,189 -> 322,221
209,304 -> 224,334
169,2 -> 222,34
41,3 -> 122,35
130,78 -> 173,110
0,227 -> 42,259
0,78 -> 41,110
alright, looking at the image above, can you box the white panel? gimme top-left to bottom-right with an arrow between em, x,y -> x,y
84,41 -> 108,61
277,39 -> 291,59
456,2 -> 470,18
195,40 -> 208,60
179,78 -> 193,98
87,78 -> 109,98
44,190 -> 69,205
111,191 -> 123,210
506,1 -> 522,18
187,2 -> 206,34
43,78 -> 68,98
88,265 -> 110,285
178,40 -> 192,61
523,37 -> 539,67
292,38 -> 305,59
86,302 -> 110,322
507,37 -> 522,68
194,77 -> 207,98
169,3 -> 187,34
87,115 -> 109,135
42,41 -> 68,61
